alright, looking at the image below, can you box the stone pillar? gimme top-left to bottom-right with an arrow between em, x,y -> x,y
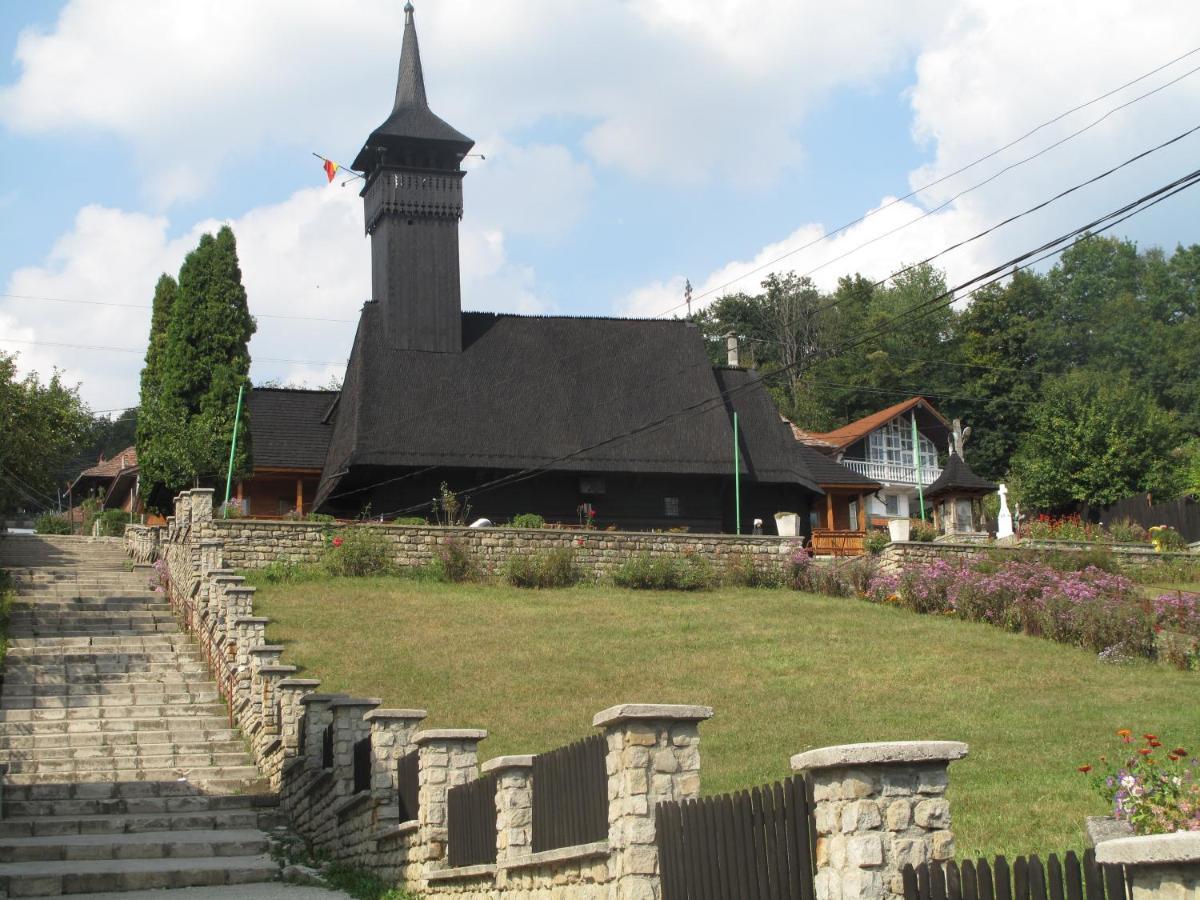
363,709 -> 428,802
299,694 -> 349,769
198,539 -> 223,578
175,492 -> 191,528
791,741 -> 968,900
412,728 -> 488,876
256,664 -> 297,736
329,698 -> 382,797
277,678 -> 321,757
1096,833 -> 1200,900
594,703 -> 714,900
190,488 -> 214,525
480,755 -> 534,862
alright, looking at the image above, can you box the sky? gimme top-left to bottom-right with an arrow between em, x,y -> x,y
2,0 -> 1200,415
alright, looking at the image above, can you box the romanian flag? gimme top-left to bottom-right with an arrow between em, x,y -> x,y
323,158 -> 339,183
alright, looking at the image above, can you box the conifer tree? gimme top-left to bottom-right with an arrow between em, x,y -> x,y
136,274 -> 176,504
142,226 -> 255,500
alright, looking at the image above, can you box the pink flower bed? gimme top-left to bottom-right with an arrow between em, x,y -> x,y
866,557 -> 1200,667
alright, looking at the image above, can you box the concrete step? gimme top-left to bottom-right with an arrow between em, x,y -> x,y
0,703 -> 229,724
0,808 -> 263,838
7,751 -> 255,776
0,728 -> 241,750
5,668 -> 211,685
2,691 -> 220,710
0,828 -> 269,863
4,773 -> 270,797
5,792 -> 277,820
0,718 -> 234,739
2,739 -> 247,761
2,678 -> 216,697
0,852 -> 278,895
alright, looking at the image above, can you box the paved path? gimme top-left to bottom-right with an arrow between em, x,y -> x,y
66,884 -> 352,899
0,535 -> 284,896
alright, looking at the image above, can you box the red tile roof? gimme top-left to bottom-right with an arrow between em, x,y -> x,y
799,398 -> 950,453
79,446 -> 138,479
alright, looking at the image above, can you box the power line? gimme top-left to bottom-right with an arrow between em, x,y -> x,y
0,292 -> 358,324
651,47 -> 1200,318
0,338 -> 346,368
372,162 -> 1200,518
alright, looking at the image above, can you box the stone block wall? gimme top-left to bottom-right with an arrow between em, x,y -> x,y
878,539 -> 1195,577
190,517 -> 803,580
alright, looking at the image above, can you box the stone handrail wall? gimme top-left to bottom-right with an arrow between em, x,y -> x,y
132,488 -> 977,900
129,516 -> 805,581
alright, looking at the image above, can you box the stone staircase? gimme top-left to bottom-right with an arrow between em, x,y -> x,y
0,535 -> 281,896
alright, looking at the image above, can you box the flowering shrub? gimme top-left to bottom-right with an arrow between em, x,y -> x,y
1082,730 -> 1200,834
321,529 -> 393,577
863,556 -> 1200,664
908,519 -> 939,543
1026,514 -> 1107,543
1149,525 -> 1187,553
148,558 -> 170,594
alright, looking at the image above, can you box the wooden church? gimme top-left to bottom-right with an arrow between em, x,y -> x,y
256,3 -> 829,534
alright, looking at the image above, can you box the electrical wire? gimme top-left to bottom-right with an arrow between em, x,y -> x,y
651,49 -> 1200,318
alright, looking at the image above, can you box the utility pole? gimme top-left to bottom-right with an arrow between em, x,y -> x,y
684,279 -> 693,318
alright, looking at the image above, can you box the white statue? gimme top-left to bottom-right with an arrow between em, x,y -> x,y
997,483 -> 1014,540
950,418 -> 973,456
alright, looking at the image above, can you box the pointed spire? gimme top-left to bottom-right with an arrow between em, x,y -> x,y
394,2 -> 428,110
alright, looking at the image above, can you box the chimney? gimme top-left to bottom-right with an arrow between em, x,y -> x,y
725,331 -> 740,367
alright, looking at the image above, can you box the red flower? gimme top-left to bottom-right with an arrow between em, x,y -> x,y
1173,748 -> 1189,757
1138,748 -> 1153,756
1117,729 -> 1132,742
588,509 -> 596,518
1078,764 -> 1092,773
1143,734 -> 1158,742
1169,754 -> 1180,762
332,536 -> 343,547
1149,739 -> 1162,748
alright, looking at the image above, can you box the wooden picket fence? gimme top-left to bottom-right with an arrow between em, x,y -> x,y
447,773 -> 498,868
531,734 -> 609,852
396,750 -> 419,822
655,774 -> 815,900
902,851 -> 1128,900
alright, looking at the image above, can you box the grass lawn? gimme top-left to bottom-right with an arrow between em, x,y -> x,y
250,577 -> 1194,859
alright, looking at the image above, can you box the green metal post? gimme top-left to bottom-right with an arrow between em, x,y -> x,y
734,411 -> 741,535
223,383 -> 246,519
911,412 -> 926,522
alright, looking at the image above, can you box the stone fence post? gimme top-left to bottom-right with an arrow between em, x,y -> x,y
329,697 -> 381,798
277,678 -> 321,758
480,755 -> 534,863
412,728 -> 488,878
299,694 -> 348,770
363,709 -> 427,805
791,741 -> 969,900
190,487 -> 214,526
594,703 -> 714,900
1096,832 -> 1200,900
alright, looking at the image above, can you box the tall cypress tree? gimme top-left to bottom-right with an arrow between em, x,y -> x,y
136,274 -> 177,505
149,226 -> 256,497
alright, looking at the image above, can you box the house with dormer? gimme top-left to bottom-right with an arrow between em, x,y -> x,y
791,397 -> 951,525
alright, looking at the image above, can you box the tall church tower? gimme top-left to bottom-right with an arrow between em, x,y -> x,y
352,2 -> 474,352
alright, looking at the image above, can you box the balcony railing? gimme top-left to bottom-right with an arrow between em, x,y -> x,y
841,459 -> 943,486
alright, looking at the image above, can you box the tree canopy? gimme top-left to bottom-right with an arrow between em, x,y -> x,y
138,225 -> 255,506
693,235 -> 1200,511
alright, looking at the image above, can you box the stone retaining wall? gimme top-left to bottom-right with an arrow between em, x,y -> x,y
878,540 -> 1196,577
128,516 -> 804,581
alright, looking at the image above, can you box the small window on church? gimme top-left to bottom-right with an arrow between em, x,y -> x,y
664,497 -> 680,518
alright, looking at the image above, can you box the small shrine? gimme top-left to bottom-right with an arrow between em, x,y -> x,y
923,420 -> 998,541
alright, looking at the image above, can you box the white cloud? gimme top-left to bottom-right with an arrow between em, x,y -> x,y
0,0 -> 944,201
1,185 -> 552,410
619,0 -> 1200,318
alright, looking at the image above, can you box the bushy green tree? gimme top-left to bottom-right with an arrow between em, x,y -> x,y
1011,370 -> 1183,510
139,226 -> 255,502
0,352 -> 92,515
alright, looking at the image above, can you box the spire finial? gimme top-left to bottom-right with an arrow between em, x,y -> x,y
394,0 -> 427,109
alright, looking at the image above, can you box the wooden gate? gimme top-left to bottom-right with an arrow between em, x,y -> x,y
902,850 -> 1129,900
655,774 -> 815,900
